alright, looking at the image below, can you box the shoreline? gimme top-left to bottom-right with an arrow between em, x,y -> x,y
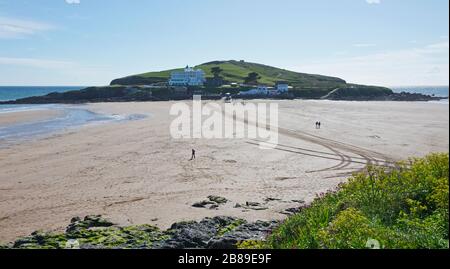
0,109 -> 63,127
1,84 -> 447,105
0,100 -> 448,243
1,95 -> 447,105
0,104 -> 149,147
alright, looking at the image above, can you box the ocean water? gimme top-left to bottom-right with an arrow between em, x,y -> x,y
0,86 -> 84,101
0,104 -> 147,146
0,86 -> 149,146
391,86 -> 449,98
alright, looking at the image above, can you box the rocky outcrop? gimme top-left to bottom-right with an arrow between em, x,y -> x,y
192,195 -> 228,209
6,215 -> 278,249
0,86 -> 160,104
322,86 -> 443,101
110,76 -> 167,86
154,216 -> 237,249
388,92 -> 446,101
1,84 -> 443,104
207,220 -> 278,249
66,215 -> 114,234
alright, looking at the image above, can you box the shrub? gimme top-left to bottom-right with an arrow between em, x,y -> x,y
266,153 -> 449,249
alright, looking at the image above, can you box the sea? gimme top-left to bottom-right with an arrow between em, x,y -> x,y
391,86 -> 449,98
0,86 -> 147,146
0,86 -> 84,102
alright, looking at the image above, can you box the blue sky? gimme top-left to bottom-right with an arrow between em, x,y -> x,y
0,0 -> 448,86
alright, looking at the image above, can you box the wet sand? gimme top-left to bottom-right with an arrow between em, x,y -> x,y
0,100 -> 448,243
0,109 -> 63,127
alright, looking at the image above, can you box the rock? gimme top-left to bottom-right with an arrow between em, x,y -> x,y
66,215 -> 114,234
207,220 -> 279,249
192,200 -> 216,208
192,196 -> 228,209
156,216 -> 278,249
80,243 -> 106,249
70,217 -> 81,223
246,202 -> 261,207
264,197 -> 282,202
208,195 -> 228,204
207,236 -> 238,249
281,207 -> 302,215
8,214 -> 280,250
156,216 -> 237,249
234,203 -> 242,208
209,204 -> 219,210
242,202 -> 268,211
250,206 -> 269,211
12,237 -> 35,248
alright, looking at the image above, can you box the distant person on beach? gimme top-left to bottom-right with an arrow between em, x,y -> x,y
190,149 -> 196,160
318,122 -> 321,129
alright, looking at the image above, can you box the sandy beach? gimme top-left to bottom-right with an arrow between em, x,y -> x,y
0,100 -> 448,243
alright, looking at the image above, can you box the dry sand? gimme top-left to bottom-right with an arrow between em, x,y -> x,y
0,100 -> 448,243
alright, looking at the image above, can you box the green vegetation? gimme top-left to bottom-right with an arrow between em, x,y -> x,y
211,66 -> 224,78
241,153 -> 449,249
197,60 -> 347,89
7,215 -> 270,249
109,60 -> 394,99
10,217 -> 169,249
217,219 -> 246,236
111,60 -> 347,90
323,84 -> 393,100
244,72 -> 261,85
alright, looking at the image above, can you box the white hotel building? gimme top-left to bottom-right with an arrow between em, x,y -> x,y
169,66 -> 206,86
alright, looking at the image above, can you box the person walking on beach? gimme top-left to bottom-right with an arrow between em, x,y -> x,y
190,149 -> 196,160
318,122 -> 321,129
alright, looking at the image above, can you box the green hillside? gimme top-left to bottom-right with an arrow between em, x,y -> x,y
110,60 -> 347,90
109,60 -> 395,99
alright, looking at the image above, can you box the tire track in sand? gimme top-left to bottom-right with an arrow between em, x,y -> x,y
207,102 -> 396,174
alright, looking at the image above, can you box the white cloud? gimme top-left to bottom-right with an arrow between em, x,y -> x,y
291,42 -> 449,86
0,57 -> 118,86
0,17 -> 53,39
65,0 -> 81,4
366,0 -> 381,4
0,57 -> 75,69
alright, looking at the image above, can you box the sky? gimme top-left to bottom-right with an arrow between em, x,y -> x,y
0,0 -> 448,86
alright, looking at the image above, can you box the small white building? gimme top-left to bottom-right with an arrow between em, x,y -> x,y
240,85 -> 270,95
169,66 -> 206,86
239,89 -> 259,95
